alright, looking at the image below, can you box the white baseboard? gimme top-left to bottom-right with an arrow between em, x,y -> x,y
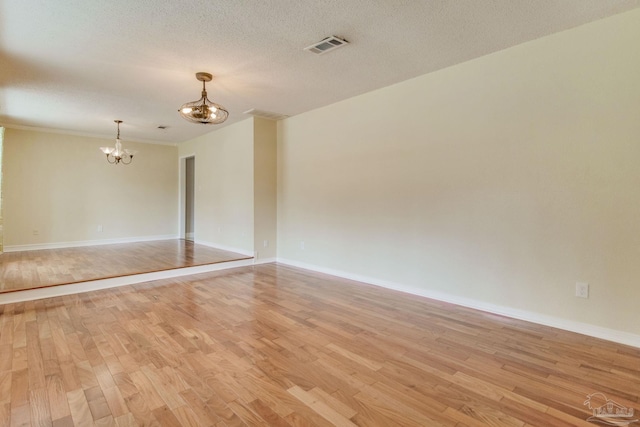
3,234 -> 180,252
254,257 -> 277,265
276,258 -> 640,349
0,258 -> 255,304
195,240 -> 254,257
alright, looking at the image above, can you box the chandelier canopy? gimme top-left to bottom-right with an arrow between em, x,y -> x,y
99,120 -> 137,165
179,72 -> 229,124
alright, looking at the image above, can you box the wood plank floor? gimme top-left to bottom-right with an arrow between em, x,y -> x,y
0,240 -> 251,293
0,263 -> 638,426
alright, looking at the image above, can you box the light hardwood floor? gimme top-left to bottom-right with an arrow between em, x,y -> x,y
0,263 -> 638,426
0,240 -> 251,293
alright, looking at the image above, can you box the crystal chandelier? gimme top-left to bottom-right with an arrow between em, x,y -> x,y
99,120 -> 137,165
179,72 -> 229,124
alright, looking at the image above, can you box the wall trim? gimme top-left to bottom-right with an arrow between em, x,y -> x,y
276,258 -> 640,349
3,234 -> 180,252
0,258 -> 255,304
195,239 -> 254,257
3,123 -> 176,146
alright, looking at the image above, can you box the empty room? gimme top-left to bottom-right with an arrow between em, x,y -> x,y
1,1 -> 639,426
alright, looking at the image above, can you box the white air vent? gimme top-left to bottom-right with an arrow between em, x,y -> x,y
243,109 -> 289,121
304,36 -> 349,55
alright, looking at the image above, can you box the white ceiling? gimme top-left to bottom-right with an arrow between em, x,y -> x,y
1,0 -> 639,144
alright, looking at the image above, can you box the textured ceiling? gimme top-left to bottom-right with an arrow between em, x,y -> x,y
1,0 -> 639,144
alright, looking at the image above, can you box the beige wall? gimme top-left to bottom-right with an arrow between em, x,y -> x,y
179,119 -> 255,253
3,128 -> 178,247
178,117 -> 278,258
277,9 -> 640,335
254,118 -> 277,260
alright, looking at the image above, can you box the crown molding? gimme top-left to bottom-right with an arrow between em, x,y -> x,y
0,123 -> 177,146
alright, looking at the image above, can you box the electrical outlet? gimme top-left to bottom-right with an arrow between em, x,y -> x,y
575,282 -> 589,298
300,241 -> 305,250
33,229 -> 39,236
263,240 -> 269,248
97,225 -> 103,232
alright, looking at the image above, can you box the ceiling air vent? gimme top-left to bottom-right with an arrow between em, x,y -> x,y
244,109 -> 289,121
304,36 -> 348,55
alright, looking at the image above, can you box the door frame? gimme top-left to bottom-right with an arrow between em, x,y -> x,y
179,153 -> 195,240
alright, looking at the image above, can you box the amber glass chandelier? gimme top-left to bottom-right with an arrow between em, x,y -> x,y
178,72 -> 229,124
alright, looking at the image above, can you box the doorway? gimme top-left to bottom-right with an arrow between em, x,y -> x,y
185,156 -> 195,241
